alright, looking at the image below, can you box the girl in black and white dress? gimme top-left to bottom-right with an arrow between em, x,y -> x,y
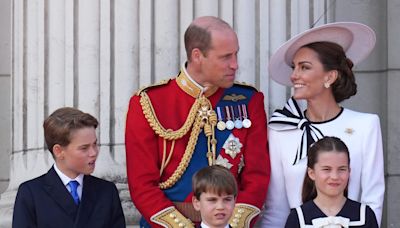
285,137 -> 378,228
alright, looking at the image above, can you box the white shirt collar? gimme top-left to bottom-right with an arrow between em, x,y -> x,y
53,163 -> 84,187
200,222 -> 230,228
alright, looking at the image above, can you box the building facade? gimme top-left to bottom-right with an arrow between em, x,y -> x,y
0,0 -> 399,227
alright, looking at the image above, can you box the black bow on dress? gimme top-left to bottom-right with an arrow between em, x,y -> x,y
269,97 -> 324,165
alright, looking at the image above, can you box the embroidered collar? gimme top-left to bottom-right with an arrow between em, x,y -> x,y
269,97 -> 324,165
176,63 -> 218,98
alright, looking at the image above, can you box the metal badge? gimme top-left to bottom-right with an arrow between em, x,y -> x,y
234,119 -> 243,129
242,119 -> 252,128
217,121 -> 226,131
225,106 -> 235,130
215,155 -> 233,169
241,104 -> 252,128
234,104 -> 243,129
216,107 -> 226,131
226,120 -> 235,130
223,134 -> 243,159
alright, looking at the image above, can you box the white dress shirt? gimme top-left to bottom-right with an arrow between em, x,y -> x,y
54,163 -> 84,200
200,222 -> 230,228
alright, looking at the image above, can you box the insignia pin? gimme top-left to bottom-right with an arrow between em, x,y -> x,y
225,106 -> 235,130
242,104 -> 252,128
216,107 -> 226,131
345,128 -> 354,135
217,121 -> 226,131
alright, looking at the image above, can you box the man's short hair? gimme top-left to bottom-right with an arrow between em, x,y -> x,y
184,16 -> 232,61
192,165 -> 238,200
43,107 -> 98,155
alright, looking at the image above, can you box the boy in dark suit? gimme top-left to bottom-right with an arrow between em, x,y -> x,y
192,166 -> 237,228
12,107 -> 126,228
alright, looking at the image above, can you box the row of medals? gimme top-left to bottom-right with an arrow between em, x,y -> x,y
216,104 -> 252,131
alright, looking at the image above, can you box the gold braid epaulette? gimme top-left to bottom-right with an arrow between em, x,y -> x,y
139,91 -> 210,189
136,79 -> 170,96
139,91 -> 200,140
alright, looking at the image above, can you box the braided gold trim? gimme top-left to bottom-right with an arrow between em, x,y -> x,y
159,116 -> 202,189
140,91 -> 200,140
150,206 -> 194,228
160,139 -> 176,176
139,91 -> 215,189
229,203 -> 261,228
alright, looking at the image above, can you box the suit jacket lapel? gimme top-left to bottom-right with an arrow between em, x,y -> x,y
74,175 -> 96,227
43,167 -> 79,221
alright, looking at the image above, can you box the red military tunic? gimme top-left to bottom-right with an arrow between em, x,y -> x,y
125,68 -> 270,227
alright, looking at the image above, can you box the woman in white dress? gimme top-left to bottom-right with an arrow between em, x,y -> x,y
259,22 -> 384,227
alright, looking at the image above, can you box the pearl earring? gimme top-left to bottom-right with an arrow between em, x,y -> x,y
324,82 -> 330,88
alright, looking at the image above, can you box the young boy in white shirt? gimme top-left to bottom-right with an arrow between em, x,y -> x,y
12,107 -> 125,228
192,165 -> 237,228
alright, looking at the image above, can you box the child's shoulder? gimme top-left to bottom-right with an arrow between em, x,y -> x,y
300,200 -> 317,209
85,175 -> 114,184
18,173 -> 47,188
341,199 -> 378,226
84,175 -> 118,190
343,198 -> 361,209
341,198 -> 371,216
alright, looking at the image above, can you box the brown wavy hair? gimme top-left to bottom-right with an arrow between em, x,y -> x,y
302,41 -> 357,103
43,107 -> 98,156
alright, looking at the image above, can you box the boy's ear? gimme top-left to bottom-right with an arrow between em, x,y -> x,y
192,196 -> 200,211
52,144 -> 64,160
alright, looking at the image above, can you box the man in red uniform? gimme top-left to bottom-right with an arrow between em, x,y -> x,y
125,16 -> 270,228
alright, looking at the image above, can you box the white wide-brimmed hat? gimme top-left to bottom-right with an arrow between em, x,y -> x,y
269,22 -> 376,86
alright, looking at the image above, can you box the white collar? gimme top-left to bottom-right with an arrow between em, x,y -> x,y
53,163 -> 84,187
200,222 -> 230,228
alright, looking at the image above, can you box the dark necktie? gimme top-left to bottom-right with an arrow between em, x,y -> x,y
68,180 -> 80,205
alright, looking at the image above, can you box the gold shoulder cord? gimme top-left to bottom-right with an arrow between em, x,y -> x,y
139,91 -> 217,189
140,91 -> 200,140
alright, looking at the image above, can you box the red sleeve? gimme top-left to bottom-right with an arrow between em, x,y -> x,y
235,92 -> 270,209
125,95 -> 174,227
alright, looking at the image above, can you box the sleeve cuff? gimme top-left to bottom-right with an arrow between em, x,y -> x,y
150,206 -> 195,228
229,203 -> 261,228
